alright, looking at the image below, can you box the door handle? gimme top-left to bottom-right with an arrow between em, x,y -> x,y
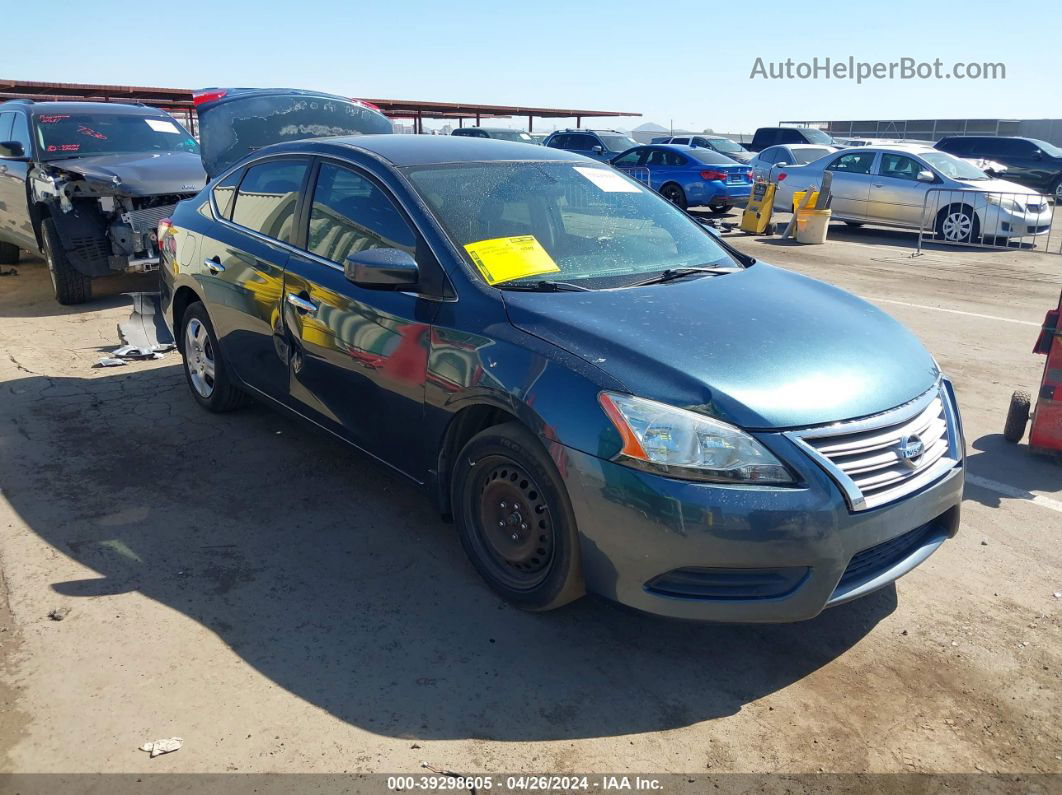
873,183 -> 884,188
204,257 -> 225,274
286,293 -> 318,315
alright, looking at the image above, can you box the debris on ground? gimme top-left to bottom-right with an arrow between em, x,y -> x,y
0,267 -> 17,277
95,292 -> 176,368
47,607 -> 70,621
139,737 -> 183,758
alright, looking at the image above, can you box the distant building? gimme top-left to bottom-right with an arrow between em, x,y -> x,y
782,119 -> 1062,147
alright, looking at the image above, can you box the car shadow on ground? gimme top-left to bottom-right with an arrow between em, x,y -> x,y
1,366 -> 897,742
0,256 -> 157,319
962,433 -> 1061,509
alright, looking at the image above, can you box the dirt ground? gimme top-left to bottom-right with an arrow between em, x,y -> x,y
0,218 -> 1060,778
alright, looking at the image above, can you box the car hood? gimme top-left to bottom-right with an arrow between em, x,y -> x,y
47,151 -> 206,197
953,176 -> 1043,196
504,264 -> 938,430
194,87 -> 393,178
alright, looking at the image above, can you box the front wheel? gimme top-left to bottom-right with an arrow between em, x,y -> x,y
936,205 -> 980,244
1052,178 -> 1062,204
180,302 -> 249,412
41,218 -> 91,305
452,422 -> 584,611
660,183 -> 687,210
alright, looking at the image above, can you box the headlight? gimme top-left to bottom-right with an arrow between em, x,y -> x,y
598,392 -> 795,484
985,194 -> 1023,213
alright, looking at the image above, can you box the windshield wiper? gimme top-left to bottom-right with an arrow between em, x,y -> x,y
628,266 -> 738,287
495,279 -> 591,292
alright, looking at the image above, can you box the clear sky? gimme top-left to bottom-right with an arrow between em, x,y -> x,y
5,0 -> 1056,134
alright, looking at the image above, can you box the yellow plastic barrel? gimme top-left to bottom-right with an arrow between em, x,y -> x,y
792,190 -> 820,212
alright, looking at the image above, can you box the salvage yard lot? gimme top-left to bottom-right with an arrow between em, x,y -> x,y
0,219 -> 1060,775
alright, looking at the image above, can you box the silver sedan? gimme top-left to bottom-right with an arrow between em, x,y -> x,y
773,144 -> 1053,243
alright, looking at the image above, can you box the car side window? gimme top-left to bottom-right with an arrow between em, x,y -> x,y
307,162 -> 416,265
827,152 -> 876,174
547,134 -> 569,149
230,159 -> 309,243
211,169 -> 242,219
879,154 -> 921,181
0,113 -> 12,148
645,149 -> 669,166
612,149 -> 644,166
571,134 -> 596,150
672,137 -> 689,145
940,138 -> 972,156
998,138 -> 1035,156
665,151 -> 687,166
773,147 -> 790,164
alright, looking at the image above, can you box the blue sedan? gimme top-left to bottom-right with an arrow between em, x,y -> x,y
611,144 -> 752,211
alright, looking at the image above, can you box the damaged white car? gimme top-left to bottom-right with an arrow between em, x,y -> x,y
0,100 -> 205,304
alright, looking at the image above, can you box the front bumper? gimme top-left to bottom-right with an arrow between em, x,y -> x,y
982,205 -> 1053,237
559,433 -> 963,622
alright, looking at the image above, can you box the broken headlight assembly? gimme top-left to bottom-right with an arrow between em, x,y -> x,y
598,392 -> 795,484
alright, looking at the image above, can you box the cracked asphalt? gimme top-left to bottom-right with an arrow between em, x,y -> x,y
0,226 -> 1060,776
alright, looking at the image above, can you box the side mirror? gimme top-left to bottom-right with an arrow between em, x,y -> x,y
916,170 -> 935,182
0,140 -> 25,158
1033,150 -> 1043,160
591,145 -> 604,155
344,248 -> 419,290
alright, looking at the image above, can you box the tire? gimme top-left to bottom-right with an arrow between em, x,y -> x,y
935,205 -> 980,244
0,240 -> 19,265
709,201 -> 732,214
179,302 -> 249,412
1052,178 -> 1062,204
660,183 -> 687,210
41,218 -> 91,305
844,221 -> 865,227
1003,390 -> 1031,443
451,422 -> 584,611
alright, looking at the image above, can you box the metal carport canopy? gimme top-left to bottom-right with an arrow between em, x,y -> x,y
0,79 -> 640,134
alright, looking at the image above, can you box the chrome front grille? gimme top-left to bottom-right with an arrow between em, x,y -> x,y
785,383 -> 961,512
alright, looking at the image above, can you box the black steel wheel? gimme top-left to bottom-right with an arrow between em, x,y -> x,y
452,422 -> 583,610
660,183 -> 687,210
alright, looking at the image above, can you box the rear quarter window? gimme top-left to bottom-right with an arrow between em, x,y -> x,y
230,158 -> 309,243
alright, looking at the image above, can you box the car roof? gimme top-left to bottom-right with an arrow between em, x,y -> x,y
775,143 -> 837,150
457,127 -> 526,133
259,134 -> 590,167
1,101 -> 167,116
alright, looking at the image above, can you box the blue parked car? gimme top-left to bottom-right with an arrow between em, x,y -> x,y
159,88 -> 964,622
611,144 -> 753,212
543,128 -> 639,162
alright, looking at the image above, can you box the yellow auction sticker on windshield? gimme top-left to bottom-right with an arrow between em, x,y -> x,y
464,235 -> 561,285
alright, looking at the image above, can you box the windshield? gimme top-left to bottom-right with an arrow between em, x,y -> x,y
34,112 -> 199,159
598,134 -> 638,152
687,148 -> 739,165
800,128 -> 835,145
406,162 -> 738,288
920,151 -> 989,180
1028,138 -> 1062,158
489,130 -> 534,143
709,138 -> 746,153
794,147 -> 833,163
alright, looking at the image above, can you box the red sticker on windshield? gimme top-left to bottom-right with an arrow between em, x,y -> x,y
77,125 -> 107,140
47,144 -> 81,152
38,114 -> 70,124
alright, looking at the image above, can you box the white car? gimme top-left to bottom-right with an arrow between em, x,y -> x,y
773,144 -> 1052,243
748,144 -> 838,183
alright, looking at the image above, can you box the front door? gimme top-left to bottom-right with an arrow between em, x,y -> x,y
282,160 -> 435,474
197,156 -> 310,403
867,152 -> 933,227
824,151 -> 878,221
0,111 -> 37,250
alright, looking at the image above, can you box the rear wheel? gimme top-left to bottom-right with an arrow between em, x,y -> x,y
452,422 -> 584,611
1003,390 -> 1031,443
660,183 -> 687,210
180,302 -> 249,412
41,218 -> 90,305
0,240 -> 19,265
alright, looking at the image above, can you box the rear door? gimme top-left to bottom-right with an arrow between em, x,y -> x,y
283,159 -> 435,471
824,150 -> 877,220
197,156 -> 311,402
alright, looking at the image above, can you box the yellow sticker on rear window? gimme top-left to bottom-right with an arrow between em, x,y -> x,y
464,235 -> 561,285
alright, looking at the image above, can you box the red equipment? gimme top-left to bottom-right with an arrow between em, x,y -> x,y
1005,287 -> 1062,456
